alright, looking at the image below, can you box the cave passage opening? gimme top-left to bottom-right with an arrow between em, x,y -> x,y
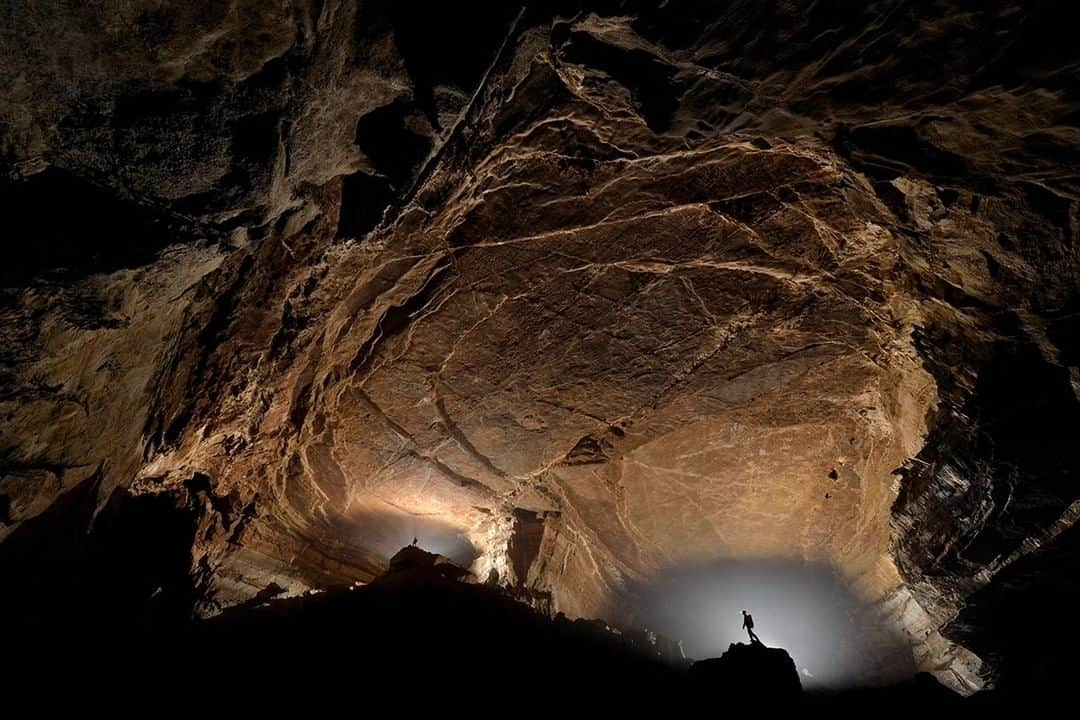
337,500 -> 479,569
628,557 -> 916,689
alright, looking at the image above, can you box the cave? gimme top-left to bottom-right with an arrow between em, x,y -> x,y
1,1 -> 1078,709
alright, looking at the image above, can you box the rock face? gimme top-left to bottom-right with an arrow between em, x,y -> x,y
1,1 -> 1077,694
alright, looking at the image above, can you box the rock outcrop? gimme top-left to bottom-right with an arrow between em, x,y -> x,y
690,642 -> 802,699
387,543 -> 473,581
2,1 -> 1078,695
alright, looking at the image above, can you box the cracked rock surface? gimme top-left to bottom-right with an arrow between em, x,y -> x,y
2,1 -> 1077,694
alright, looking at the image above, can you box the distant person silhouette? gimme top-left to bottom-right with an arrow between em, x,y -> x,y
412,536 -> 418,546
742,610 -> 761,644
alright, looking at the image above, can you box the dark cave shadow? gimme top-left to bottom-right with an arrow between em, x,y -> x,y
624,556 -> 917,689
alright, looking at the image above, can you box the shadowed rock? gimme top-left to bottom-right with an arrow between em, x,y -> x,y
690,642 -> 802,700
387,543 -> 474,582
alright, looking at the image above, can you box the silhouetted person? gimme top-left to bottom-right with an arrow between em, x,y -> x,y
412,536 -> 418,546
742,610 -> 760,644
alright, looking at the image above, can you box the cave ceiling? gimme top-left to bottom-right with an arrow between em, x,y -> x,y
1,0 -> 1078,694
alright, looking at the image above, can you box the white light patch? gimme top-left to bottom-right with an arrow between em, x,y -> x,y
339,500 -> 478,567
628,558 -> 916,688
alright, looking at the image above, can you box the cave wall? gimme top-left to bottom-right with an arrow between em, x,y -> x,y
2,0 -> 1077,693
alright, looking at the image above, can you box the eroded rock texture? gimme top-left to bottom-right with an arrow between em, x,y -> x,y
2,1 -> 1077,693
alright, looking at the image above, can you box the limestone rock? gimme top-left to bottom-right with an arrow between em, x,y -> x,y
2,0 -> 1078,696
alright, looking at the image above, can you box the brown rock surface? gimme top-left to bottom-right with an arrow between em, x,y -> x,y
2,1 -> 1077,694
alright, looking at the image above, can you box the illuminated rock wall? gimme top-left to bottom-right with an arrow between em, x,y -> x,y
2,1 -> 1077,693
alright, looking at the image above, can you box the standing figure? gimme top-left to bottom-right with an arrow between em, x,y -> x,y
741,610 -> 761,644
